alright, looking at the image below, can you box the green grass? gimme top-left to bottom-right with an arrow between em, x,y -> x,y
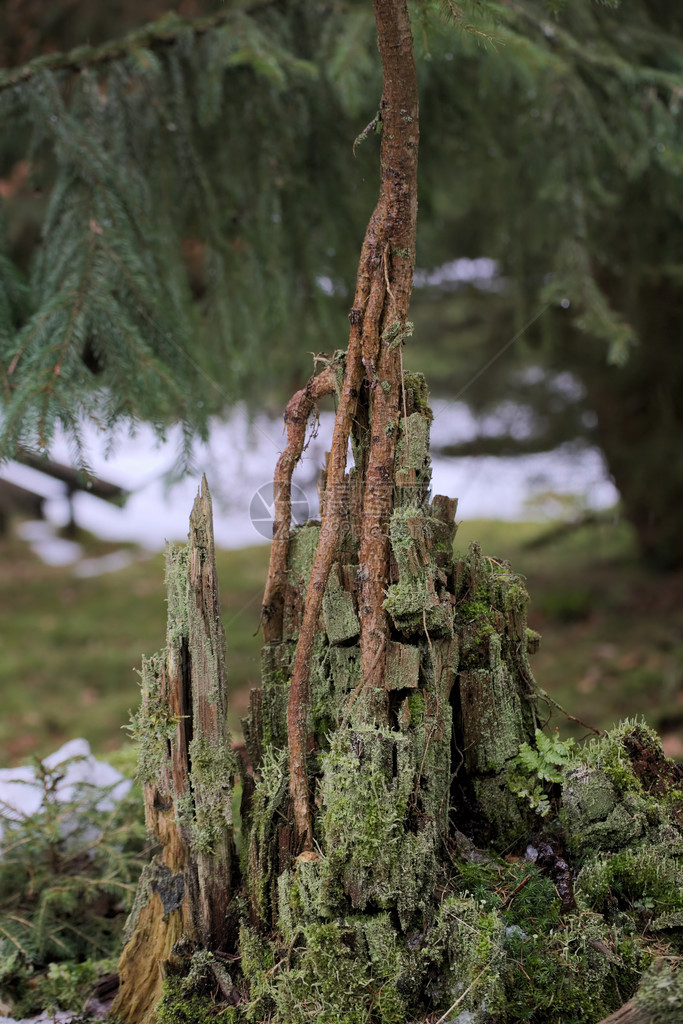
1,512 -> 682,768
0,529 -> 269,766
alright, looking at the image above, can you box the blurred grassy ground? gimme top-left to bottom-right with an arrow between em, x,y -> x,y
1,514 -> 681,768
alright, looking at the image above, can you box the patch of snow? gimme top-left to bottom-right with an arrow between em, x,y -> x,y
14,521 -> 83,566
0,738 -> 131,839
1,401 -> 618,568
413,257 -> 499,290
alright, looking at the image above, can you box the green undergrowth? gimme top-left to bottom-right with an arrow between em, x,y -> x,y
0,748 -> 148,1018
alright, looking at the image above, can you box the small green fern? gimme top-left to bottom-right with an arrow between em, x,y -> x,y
508,729 -> 575,816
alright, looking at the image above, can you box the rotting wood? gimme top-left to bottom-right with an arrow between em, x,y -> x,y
112,477 -> 235,1022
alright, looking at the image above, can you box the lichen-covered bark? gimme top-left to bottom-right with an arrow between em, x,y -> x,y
120,441 -> 683,1024
245,374 -> 534,932
112,478 -> 236,1021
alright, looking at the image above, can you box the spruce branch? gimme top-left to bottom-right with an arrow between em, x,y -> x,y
0,1 -> 279,92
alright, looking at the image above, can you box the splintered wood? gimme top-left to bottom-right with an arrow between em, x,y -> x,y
113,478 -> 236,1023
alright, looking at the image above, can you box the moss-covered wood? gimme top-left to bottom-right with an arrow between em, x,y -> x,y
118,447 -> 683,1024
113,478 -> 236,1023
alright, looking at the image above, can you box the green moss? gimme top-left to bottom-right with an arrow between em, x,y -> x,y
187,734 -> 236,853
561,720 -> 683,857
329,644 -> 361,694
243,744 -> 289,924
322,565 -> 359,645
576,847 -> 683,922
156,972 -> 227,1024
505,582 -> 529,610
458,599 -> 490,621
578,719 -> 672,794
401,372 -> 432,420
406,691 -> 425,727
383,518 -> 452,638
503,917 -> 643,1023
164,542 -> 190,649
394,413 -> 430,474
424,896 -> 506,1017
239,898 -> 514,1024
443,856 -> 648,1022
287,523 -> 321,587
316,726 -> 438,928
273,920 -> 405,1024
635,960 -> 683,1023
240,923 -> 277,1021
383,579 -> 451,637
382,319 -> 414,349
128,654 -> 174,784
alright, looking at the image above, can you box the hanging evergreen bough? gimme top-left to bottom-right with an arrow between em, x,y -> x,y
2,0 -> 683,493
0,0 -> 379,461
111,2 -> 683,1022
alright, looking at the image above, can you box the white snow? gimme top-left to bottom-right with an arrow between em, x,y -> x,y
0,401 -> 618,570
0,738 -> 131,840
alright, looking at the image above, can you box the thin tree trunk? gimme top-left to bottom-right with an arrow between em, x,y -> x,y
282,0 -> 419,851
357,0 -> 419,693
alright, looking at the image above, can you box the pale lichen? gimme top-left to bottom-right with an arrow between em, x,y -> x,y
322,564 -> 359,645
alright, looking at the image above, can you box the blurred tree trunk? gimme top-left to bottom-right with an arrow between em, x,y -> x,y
580,279 -> 683,570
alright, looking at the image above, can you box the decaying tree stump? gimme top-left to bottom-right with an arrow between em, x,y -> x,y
115,411 -> 683,1024
243,371 -> 541,935
112,478 -> 237,1023
114,0 -> 683,1019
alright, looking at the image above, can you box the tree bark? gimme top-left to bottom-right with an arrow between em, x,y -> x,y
261,364 -> 336,642
281,0 -> 419,852
112,478 -> 236,1021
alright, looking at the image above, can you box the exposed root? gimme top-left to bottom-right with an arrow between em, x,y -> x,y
261,365 -> 336,642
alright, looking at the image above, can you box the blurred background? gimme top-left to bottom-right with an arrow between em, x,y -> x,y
0,0 -> 682,767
